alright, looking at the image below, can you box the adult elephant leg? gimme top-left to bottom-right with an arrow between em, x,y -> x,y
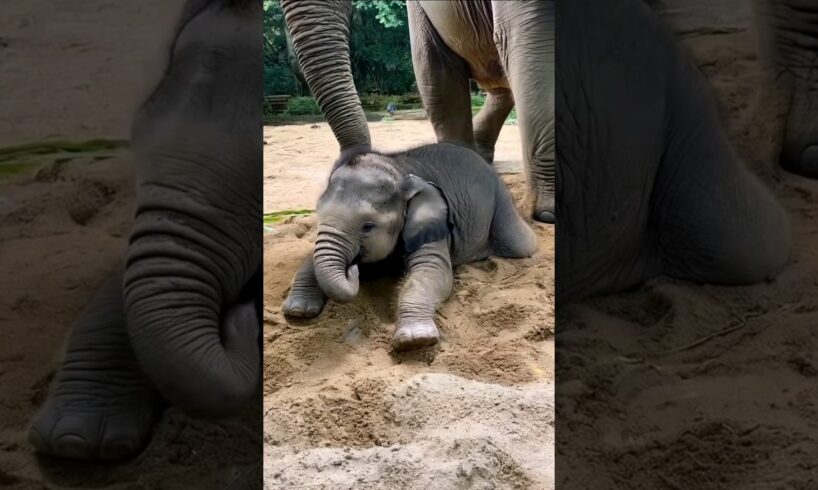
654,50 -> 791,284
474,87 -> 515,164
407,0 -> 474,149
393,240 -> 453,351
658,156 -> 791,284
755,0 -> 818,178
492,1 -> 556,223
29,271 -> 160,460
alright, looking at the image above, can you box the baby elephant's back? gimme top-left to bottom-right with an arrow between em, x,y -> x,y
393,143 -> 500,264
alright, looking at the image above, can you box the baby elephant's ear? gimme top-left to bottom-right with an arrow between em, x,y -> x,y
400,174 -> 450,254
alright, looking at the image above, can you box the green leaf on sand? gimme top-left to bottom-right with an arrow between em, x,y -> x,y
263,208 -> 314,226
0,139 -> 130,179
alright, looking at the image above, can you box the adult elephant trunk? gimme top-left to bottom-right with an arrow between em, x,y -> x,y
281,0 -> 371,149
312,224 -> 360,302
124,0 -> 262,418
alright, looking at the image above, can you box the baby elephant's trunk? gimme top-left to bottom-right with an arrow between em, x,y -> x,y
312,224 -> 360,302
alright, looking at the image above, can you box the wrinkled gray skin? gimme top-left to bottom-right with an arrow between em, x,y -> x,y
649,0 -> 818,178
557,0 -> 811,301
280,0 -> 555,223
750,0 -> 818,178
29,0 -> 262,460
283,143 -> 537,351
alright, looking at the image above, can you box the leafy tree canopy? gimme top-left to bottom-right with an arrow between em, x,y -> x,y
264,0 -> 414,96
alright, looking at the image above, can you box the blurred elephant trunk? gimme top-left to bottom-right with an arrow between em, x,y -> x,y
281,0 -> 371,149
121,0 -> 262,418
124,181 -> 260,418
312,224 -> 360,302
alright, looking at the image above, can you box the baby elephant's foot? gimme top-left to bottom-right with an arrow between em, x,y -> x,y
29,370 -> 158,460
282,289 -> 326,318
392,321 -> 440,351
29,274 -> 159,460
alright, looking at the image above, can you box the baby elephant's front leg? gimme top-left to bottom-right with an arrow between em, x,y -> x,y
393,240 -> 453,351
282,255 -> 327,318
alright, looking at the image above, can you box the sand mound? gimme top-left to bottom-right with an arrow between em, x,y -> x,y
264,373 -> 554,490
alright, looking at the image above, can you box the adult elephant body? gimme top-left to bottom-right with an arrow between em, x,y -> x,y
557,0 -> 795,301
281,0 -> 555,223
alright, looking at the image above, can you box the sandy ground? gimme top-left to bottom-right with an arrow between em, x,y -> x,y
556,3 -> 818,488
263,121 -> 555,489
0,1 -> 260,488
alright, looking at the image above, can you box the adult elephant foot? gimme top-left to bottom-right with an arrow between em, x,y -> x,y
392,320 -> 440,351
535,190 -> 555,224
29,273 -> 160,460
780,88 -> 818,178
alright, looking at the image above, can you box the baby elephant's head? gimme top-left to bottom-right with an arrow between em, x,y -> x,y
313,151 -> 449,302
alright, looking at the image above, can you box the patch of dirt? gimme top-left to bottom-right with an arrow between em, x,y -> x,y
263,121 -> 555,488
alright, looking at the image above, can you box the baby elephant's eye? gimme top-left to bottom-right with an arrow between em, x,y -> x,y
361,222 -> 377,234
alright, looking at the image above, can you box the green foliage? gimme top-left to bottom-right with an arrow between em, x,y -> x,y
284,97 -> 322,116
264,63 -> 300,96
263,0 -> 303,96
470,100 -> 518,125
264,0 -> 415,96
505,108 -> 518,125
352,0 -> 406,28
348,1 -> 413,94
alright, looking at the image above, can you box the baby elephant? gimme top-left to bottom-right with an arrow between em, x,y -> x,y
283,143 -> 537,350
